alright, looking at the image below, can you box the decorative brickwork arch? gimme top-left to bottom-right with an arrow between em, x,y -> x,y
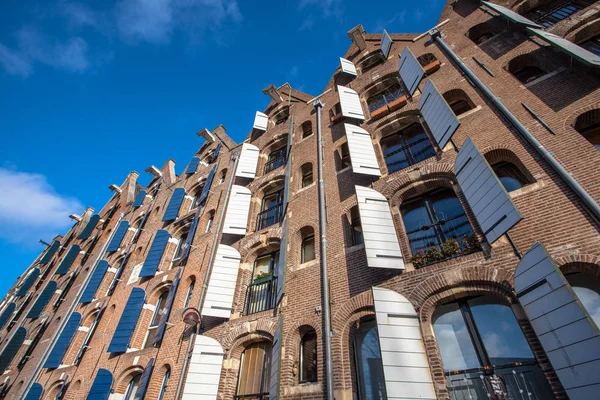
222,319 -> 277,358
481,146 -> 537,184
371,109 -> 422,141
281,317 -> 322,387
81,304 -> 103,326
565,17 -> 600,43
565,103 -> 600,131
238,228 -> 282,260
289,224 -> 319,266
44,379 -> 66,400
384,165 -> 455,206
114,363 -> 146,393
555,254 -> 600,277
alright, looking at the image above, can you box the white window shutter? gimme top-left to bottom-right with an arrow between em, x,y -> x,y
235,143 -> 260,179
337,85 -> 365,120
181,335 -> 224,400
201,245 -> 240,319
381,29 -> 392,59
355,186 -> 404,269
253,111 -> 268,131
372,287 -> 436,399
222,185 -> 252,235
339,57 -> 357,76
344,123 -> 381,176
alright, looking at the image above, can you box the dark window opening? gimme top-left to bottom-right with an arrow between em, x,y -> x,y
172,231 -> 189,262
301,229 -> 315,263
574,109 -> 600,150
300,330 -> 318,383
274,108 -> 290,126
380,123 -> 436,173
581,36 -> 600,56
145,291 -> 169,349
338,143 -> 352,171
354,318 -> 386,400
512,65 -> 546,84
349,206 -> 363,246
301,163 -> 313,188
417,53 -> 438,67
367,82 -> 405,113
448,100 -> 473,116
265,147 -> 287,174
491,161 -> 530,192
256,190 -> 284,230
301,121 -> 313,138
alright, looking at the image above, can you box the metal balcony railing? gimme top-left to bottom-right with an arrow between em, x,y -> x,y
264,154 -> 286,174
367,86 -> 405,113
244,276 -> 278,315
256,203 -> 283,231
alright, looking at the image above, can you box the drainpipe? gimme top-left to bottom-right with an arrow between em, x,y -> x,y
314,99 -> 334,400
174,152 -> 240,400
431,30 -> 600,224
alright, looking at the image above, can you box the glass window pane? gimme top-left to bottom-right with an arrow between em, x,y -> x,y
300,331 -> 318,382
302,236 -> 315,263
355,320 -> 386,400
254,255 -> 271,279
401,200 -> 438,253
432,302 -> 480,371
567,273 -> 600,328
431,191 -> 473,242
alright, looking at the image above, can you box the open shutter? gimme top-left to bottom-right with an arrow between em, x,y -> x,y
202,245 -> 240,319
152,270 -> 181,344
86,369 -> 113,400
44,312 -> 81,369
133,190 -> 147,208
455,137 -> 523,243
381,29 -> 392,58
253,111 -> 269,131
139,230 -> 170,277
337,85 -> 365,120
181,335 -> 224,400
235,143 -> 260,179
80,261 -> 109,303
40,240 -> 60,264
419,80 -> 460,150
515,242 -> 600,399
107,288 -> 145,353
17,268 -> 40,297
211,141 -> 222,163
134,358 -> 154,400
198,167 -> 216,206
163,188 -> 186,221
78,215 -> 100,240
527,28 -> 600,68
344,123 -> 381,176
372,287 -> 436,399
55,245 -> 80,275
482,1 -> 542,28
106,221 -> 129,252
340,57 -> 357,76
355,186 -> 404,269
27,281 -> 57,318
276,220 -> 288,305
186,157 -> 201,174
74,303 -> 105,364
180,209 -> 201,265
0,303 -> 15,330
24,383 -> 43,400
222,185 -> 252,235
0,327 -> 26,372
399,47 -> 425,95
269,314 -> 283,400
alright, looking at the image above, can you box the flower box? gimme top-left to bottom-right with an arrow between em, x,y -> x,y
423,60 -> 441,75
253,274 -> 273,284
387,96 -> 408,112
369,105 -> 389,120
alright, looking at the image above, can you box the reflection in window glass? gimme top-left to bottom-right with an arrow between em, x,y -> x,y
300,330 -> 318,383
380,123 -> 435,174
355,320 -> 386,400
124,375 -> 140,400
567,273 -> 600,328
432,303 -> 479,371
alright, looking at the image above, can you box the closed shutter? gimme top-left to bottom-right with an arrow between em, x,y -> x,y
86,369 -> 113,400
181,335 -> 224,400
40,240 -> 60,264
381,29 -> 392,58
133,190 -> 147,208
337,85 -> 365,120
80,261 -> 110,303
253,111 -> 269,131
24,382 -> 43,400
515,242 -> 600,399
55,245 -> 81,275
134,358 -> 154,400
0,303 -> 15,330
0,327 -> 26,372
27,281 -> 58,319
106,221 -> 129,252
344,123 -> 381,176
107,288 -> 145,353
269,314 -> 283,400
44,312 -> 81,369
186,157 -> 201,174
399,46 -> 425,95
222,185 -> 252,235
211,141 -> 222,163
235,143 -> 260,179
340,57 -> 357,76
455,137 -> 522,243
139,230 -> 171,277
79,215 -> 100,240
355,186 -> 404,269
152,270 -> 181,344
372,287 -> 436,399
197,167 -> 216,207
419,80 -> 460,150
163,188 -> 186,221
202,245 -> 240,319
17,268 -> 40,297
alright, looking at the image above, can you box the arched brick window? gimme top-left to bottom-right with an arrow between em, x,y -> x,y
300,163 -> 313,188
299,328 -> 318,383
300,226 -> 315,263
574,108 -> 600,150
416,53 -> 441,75
236,342 -> 272,398
466,22 -> 501,45
301,121 -> 313,138
442,89 -> 475,117
507,54 -> 547,84
379,122 -> 435,173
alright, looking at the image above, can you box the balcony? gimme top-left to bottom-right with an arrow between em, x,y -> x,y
244,276 -> 278,315
256,203 -> 283,231
264,154 -> 286,174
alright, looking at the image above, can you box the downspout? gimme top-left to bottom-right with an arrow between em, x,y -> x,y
314,99 -> 334,400
174,152 -> 240,400
431,30 -> 600,224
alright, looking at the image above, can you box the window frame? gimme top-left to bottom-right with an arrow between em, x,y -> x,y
157,368 -> 170,400
301,234 -> 316,264
299,330 -> 318,383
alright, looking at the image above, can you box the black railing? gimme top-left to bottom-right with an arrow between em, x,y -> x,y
244,276 -> 278,315
256,203 -> 283,231
264,154 -> 287,174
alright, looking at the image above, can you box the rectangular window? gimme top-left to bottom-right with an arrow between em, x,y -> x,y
301,235 -> 315,263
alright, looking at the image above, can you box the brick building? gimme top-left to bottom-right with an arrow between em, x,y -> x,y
1,0 -> 600,399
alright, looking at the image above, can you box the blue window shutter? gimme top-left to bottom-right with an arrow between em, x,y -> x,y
399,46 -> 425,95
107,221 -> 130,252
134,358 -> 155,400
107,288 -> 145,353
419,80 -> 460,150
152,270 -> 181,344
198,167 -> 216,206
0,303 -> 16,330
44,312 -> 81,369
79,215 -> 100,240
86,369 -> 113,400
139,230 -> 170,277
27,281 -> 58,319
211,141 -> 222,163
0,327 -> 26,372
24,382 -> 44,400
186,157 -> 201,174
162,188 -> 186,221
133,190 -> 147,208
17,268 -> 40,297
40,241 -> 60,264
55,245 -> 81,275
80,261 -> 110,303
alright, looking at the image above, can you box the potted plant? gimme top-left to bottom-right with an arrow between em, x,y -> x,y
461,233 -> 482,253
441,237 -> 461,258
253,271 -> 273,284
412,249 -> 427,268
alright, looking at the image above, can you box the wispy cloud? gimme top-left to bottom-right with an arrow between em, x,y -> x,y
374,11 -> 407,33
298,0 -> 343,31
0,167 -> 83,247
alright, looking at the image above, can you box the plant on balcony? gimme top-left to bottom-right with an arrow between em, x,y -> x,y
412,235 -> 481,268
461,233 -> 482,253
441,237 -> 461,257
253,271 -> 273,284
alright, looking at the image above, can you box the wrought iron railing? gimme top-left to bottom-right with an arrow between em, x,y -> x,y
256,203 -> 283,231
264,154 -> 286,174
244,276 -> 278,315
367,86 -> 405,112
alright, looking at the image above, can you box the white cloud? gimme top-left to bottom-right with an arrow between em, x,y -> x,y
0,167 -> 83,247
299,0 -> 342,19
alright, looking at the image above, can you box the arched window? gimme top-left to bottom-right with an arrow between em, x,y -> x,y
301,163 -> 313,188
380,122 -> 436,173
337,142 -> 351,171
205,212 -> 214,233
157,367 -> 170,400
219,169 -> 227,184
348,206 -> 363,246
443,89 -> 475,117
265,147 -> 287,174
491,161 -> 530,192
189,184 -> 205,210
274,107 -> 290,126
236,342 -> 272,398
525,0 -> 594,28
416,53 -> 440,74
123,374 -> 141,400
300,227 -> 315,263
507,55 -> 548,85
171,230 -> 189,265
466,22 -> 501,45
299,329 -> 317,383
366,79 -> 405,115
184,279 -> 195,308
144,291 -> 169,349
574,108 -> 600,150
567,273 -> 600,327
74,309 -> 102,364
301,121 -> 313,138
354,318 -> 386,400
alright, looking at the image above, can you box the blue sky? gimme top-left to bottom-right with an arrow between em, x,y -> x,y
0,0 -> 444,295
